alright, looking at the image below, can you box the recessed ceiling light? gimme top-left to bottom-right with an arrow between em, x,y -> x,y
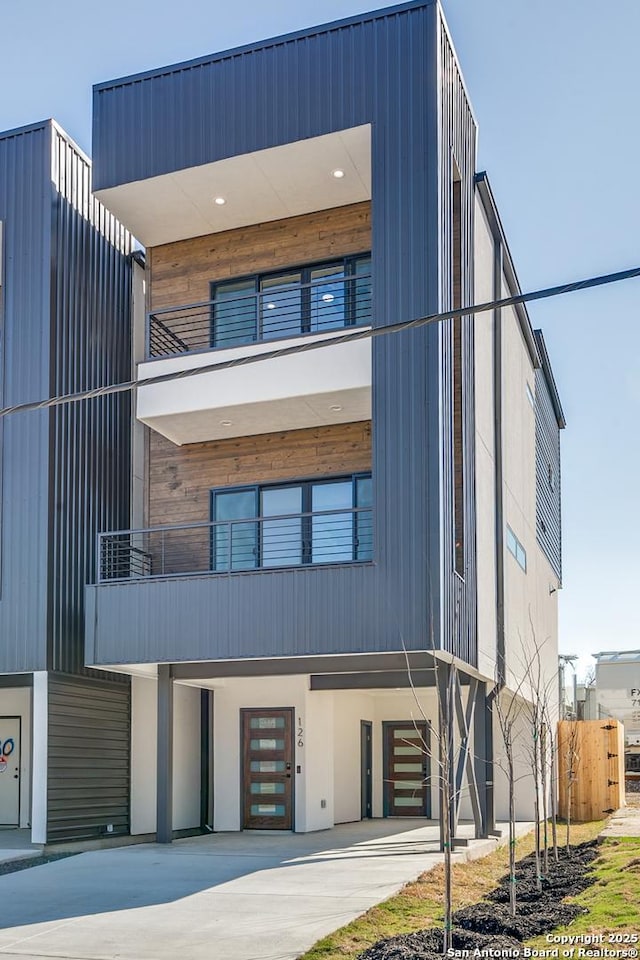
321,293 -> 335,303
220,419 -> 233,426
331,169 -> 345,179
329,404 -> 343,412
214,196 -> 226,205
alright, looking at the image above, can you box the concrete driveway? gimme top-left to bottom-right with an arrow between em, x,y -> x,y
0,819 -> 515,960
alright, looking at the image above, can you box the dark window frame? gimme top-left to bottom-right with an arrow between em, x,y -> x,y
209,471 -> 372,571
209,252 -> 372,347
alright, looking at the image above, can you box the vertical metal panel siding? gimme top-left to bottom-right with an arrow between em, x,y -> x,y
49,129 -> 133,675
534,370 -> 562,581
0,125 -> 52,673
47,673 -> 130,842
437,17 -> 478,664
89,3 -> 447,661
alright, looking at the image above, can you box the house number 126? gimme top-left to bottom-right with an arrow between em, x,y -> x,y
297,716 -> 304,748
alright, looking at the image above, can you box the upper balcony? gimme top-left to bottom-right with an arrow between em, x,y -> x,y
138,258 -> 372,445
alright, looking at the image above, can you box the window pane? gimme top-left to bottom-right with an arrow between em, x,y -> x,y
354,256 -> 372,326
250,782 -> 285,794
356,476 -> 373,561
394,797 -> 423,807
261,486 -> 302,567
213,280 -> 257,347
310,263 -> 346,331
250,739 -> 284,751
249,717 -> 285,729
260,273 -> 302,339
213,490 -> 257,571
250,804 -> 285,816
312,481 -> 353,563
250,760 -> 286,773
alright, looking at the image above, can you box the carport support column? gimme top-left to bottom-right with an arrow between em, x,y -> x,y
474,683 -> 496,837
156,665 -> 174,843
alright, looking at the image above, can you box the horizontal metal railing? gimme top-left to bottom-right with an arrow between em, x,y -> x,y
97,507 -> 373,582
146,272 -> 372,359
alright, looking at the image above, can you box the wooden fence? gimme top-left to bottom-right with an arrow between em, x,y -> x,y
558,719 -> 625,822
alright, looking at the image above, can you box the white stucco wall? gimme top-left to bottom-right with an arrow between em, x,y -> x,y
0,686 -> 32,829
332,692 -> 374,824
474,193 -> 499,683
130,675 -> 201,835
172,683 -> 202,831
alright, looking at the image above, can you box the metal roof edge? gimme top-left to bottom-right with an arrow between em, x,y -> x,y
0,118 -> 51,143
533,329 -> 566,429
93,0 -> 435,93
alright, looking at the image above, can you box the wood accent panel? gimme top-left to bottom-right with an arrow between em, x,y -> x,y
148,202 -> 371,312
148,421 -> 372,528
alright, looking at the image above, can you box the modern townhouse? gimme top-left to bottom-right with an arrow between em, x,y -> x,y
0,120 -> 134,842
0,0 -> 565,847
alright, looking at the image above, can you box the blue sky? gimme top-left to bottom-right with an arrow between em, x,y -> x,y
2,0 -> 638,670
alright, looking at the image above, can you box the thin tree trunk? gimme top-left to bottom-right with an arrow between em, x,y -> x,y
541,724 -> 549,874
508,754 -> 517,918
533,732 -> 542,892
550,741 -> 559,862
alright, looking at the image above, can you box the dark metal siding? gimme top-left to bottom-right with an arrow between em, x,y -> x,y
438,20 -> 478,665
534,368 -> 562,582
48,129 -> 133,675
47,673 -> 130,842
89,3 -> 450,664
0,124 -> 52,673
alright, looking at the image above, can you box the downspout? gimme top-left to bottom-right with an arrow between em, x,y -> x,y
493,236 -> 506,687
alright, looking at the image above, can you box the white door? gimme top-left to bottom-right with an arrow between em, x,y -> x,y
0,718 -> 20,825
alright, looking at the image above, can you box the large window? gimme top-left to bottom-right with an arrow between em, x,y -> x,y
210,474 -> 373,572
211,254 -> 371,348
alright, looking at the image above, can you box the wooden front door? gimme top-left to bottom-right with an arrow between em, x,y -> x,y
384,721 -> 430,817
241,708 -> 294,829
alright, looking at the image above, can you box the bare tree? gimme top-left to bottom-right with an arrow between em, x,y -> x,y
563,720 -> 580,854
517,627 -> 557,892
493,679 -> 525,918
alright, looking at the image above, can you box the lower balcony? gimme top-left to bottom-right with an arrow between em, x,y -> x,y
98,505 -> 373,582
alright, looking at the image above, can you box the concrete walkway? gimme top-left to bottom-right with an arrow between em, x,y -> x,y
0,830 -> 41,866
601,800 -> 640,838
0,819 -> 528,960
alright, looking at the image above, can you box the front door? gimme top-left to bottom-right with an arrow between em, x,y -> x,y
241,709 -> 294,830
384,721 -> 430,817
0,718 -> 20,826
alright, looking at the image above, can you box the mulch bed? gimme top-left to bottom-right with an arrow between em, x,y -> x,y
360,840 -> 600,960
0,852 -> 78,877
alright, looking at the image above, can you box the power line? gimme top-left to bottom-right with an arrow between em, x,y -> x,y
1,263 -> 639,421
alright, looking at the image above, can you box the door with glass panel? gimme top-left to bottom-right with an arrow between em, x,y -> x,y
383,722 -> 430,817
241,708 -> 294,829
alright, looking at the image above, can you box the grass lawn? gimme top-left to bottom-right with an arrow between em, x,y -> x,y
299,822 -> 607,960
526,835 -> 640,942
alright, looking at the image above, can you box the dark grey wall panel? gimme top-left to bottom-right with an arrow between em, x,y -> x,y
0,123 -> 52,673
534,367 -> 562,582
48,129 -> 133,675
47,673 -> 130,842
438,22 -> 478,665
90,1 -> 446,665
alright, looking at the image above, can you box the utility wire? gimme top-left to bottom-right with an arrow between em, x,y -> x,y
1,264 -> 639,421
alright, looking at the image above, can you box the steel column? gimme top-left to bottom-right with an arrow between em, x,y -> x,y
156,664 -> 174,843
